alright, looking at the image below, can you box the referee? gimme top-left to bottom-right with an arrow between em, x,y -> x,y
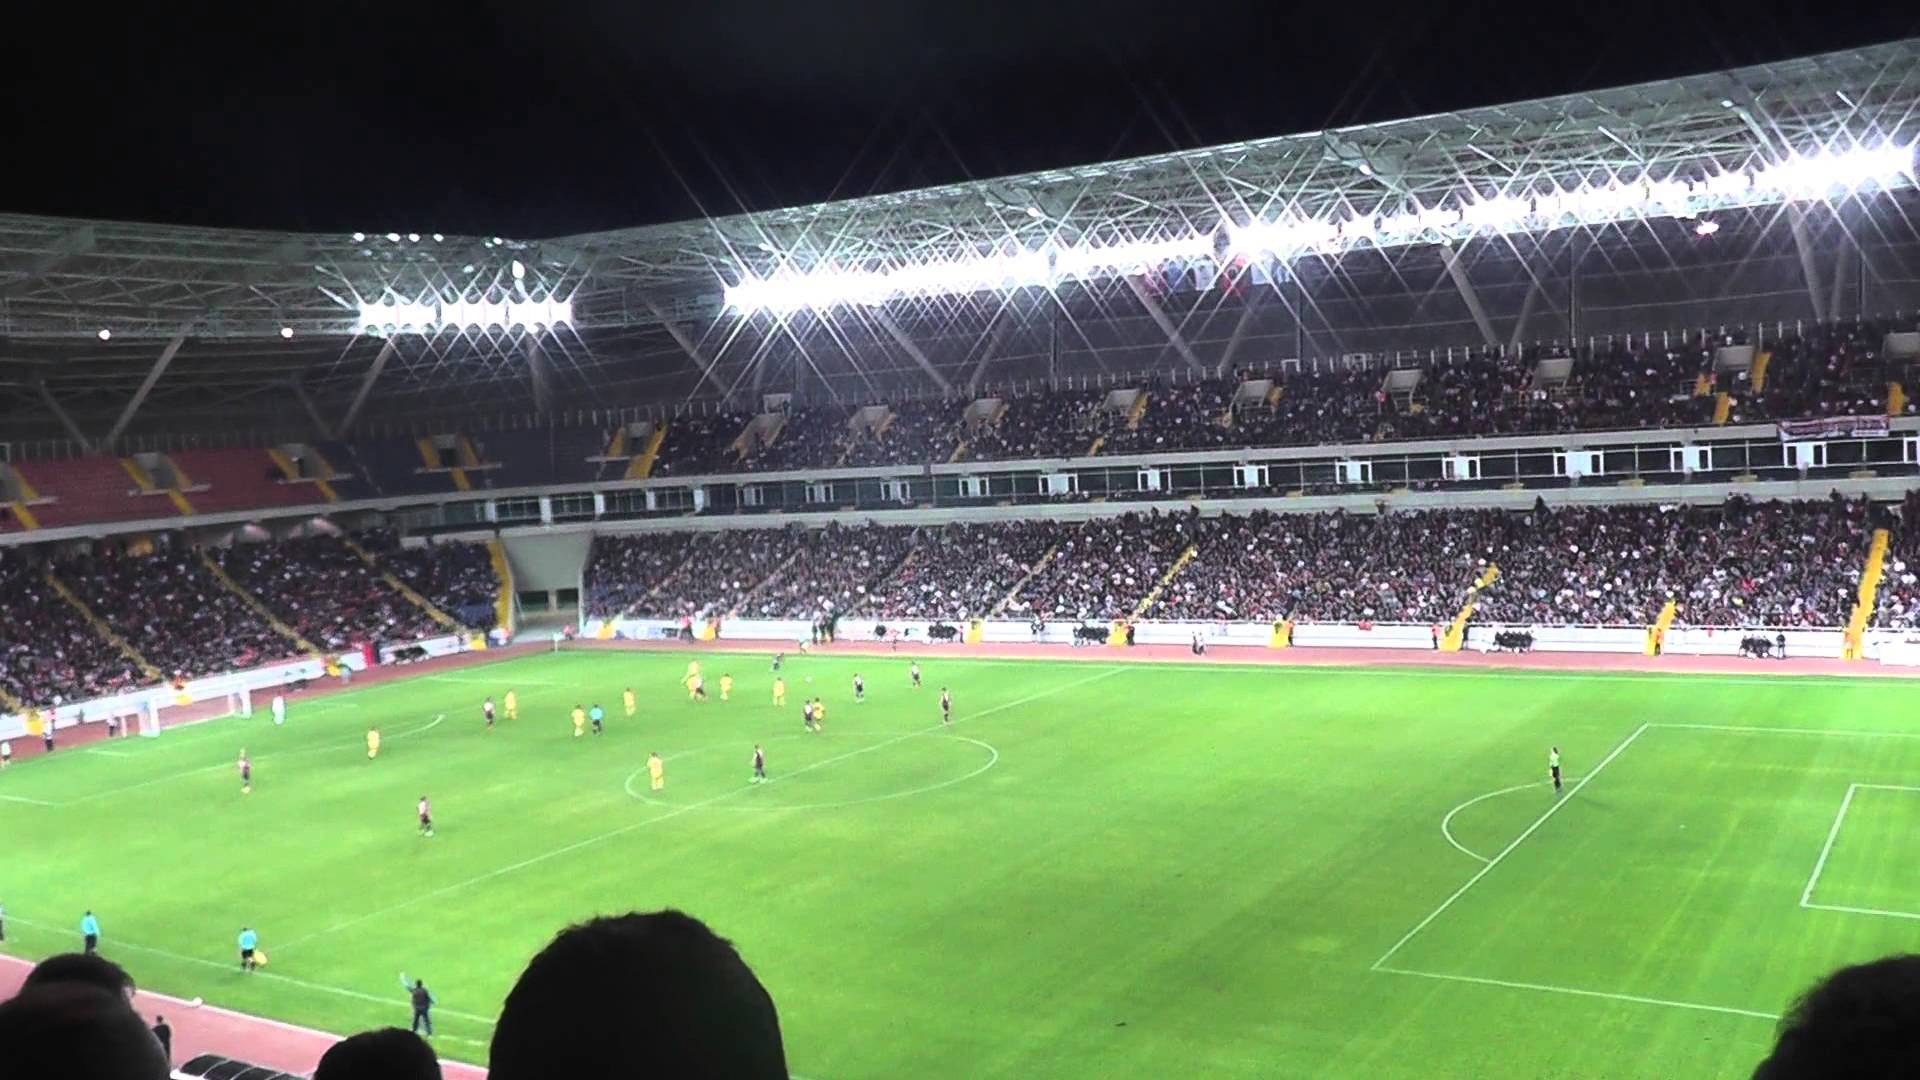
405,976 -> 435,1036
1548,747 -> 1563,793
80,910 -> 101,953
238,926 -> 259,971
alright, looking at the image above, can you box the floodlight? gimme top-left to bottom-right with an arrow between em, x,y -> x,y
432,233 -> 444,242
351,232 -> 365,242
97,328 -> 111,341
511,260 -> 526,280
280,326 -> 294,339
1694,220 -> 1721,236
407,233 -> 420,243
386,232 -> 401,242
1025,206 -> 1045,219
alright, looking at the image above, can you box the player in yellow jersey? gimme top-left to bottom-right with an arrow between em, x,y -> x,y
504,689 -> 518,721
571,705 -> 587,738
366,727 -> 381,759
772,677 -> 786,706
622,687 -> 636,718
811,698 -> 826,731
720,673 -> 733,701
686,660 -> 700,683
683,672 -> 707,701
647,751 -> 665,791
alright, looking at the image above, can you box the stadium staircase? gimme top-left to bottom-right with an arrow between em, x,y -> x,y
487,540 -> 516,633
45,570 -> 163,683
624,425 -> 668,480
1130,544 -> 1198,618
739,548 -> 805,613
1440,564 -> 1501,652
1889,382 -> 1907,417
198,550 -> 325,658
339,536 -> 470,637
1842,528 -> 1892,661
0,680 -> 24,714
1712,392 -> 1732,424
1125,392 -> 1151,431
988,543 -> 1060,617
266,447 -> 339,502
119,456 -> 194,516
1750,350 -> 1771,392
1644,599 -> 1678,655
4,470 -> 42,530
1086,434 -> 1107,457
947,440 -> 969,464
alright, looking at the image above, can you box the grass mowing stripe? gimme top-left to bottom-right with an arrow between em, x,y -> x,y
1372,722 -> 1650,971
275,666 -> 1128,955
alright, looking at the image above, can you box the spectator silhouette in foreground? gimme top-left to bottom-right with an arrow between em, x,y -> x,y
19,952 -> 135,1002
0,981 -> 169,1079
489,910 -> 786,1079
1752,954 -> 1920,1078
314,1027 -> 442,1080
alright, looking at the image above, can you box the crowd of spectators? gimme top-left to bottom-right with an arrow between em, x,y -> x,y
0,555 -> 143,706
1875,493 -> 1920,629
963,387 -> 1111,461
746,524 -> 917,618
584,533 -> 704,619
635,321 -> 1911,478
54,546 -> 290,680
840,398 -> 967,468
650,412 -> 753,477
370,532 -> 502,631
1008,511 -> 1197,621
211,535 -> 440,649
864,522 -> 1066,621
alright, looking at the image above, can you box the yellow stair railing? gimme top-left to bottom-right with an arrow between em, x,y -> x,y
487,539 -> 515,634
1750,350 -> 1771,392
46,570 -> 163,682
340,536 -> 468,634
1131,544 -> 1199,619
1712,392 -> 1731,425
1125,392 -> 1151,431
1085,434 -> 1106,457
1889,382 -> 1907,418
1644,599 -> 1678,655
625,424 -> 668,480
988,544 -> 1060,617
199,551 -> 325,658
1440,564 -> 1500,652
1843,528 -> 1891,660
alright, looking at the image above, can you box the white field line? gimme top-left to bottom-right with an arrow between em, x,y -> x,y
1372,723 -> 1649,971
4,916 -> 495,1025
0,953 -> 490,1080
57,714 -> 445,808
275,667 -> 1129,954
1376,966 -> 1780,1021
1800,783 -> 1860,908
0,792 -> 60,806
1655,722 -> 1920,739
1804,901 -> 1920,921
1438,777 -> 1582,864
85,749 -> 135,758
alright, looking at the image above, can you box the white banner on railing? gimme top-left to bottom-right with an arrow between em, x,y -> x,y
1777,415 -> 1890,440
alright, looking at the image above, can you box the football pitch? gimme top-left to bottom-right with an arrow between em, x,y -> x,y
6,647 -> 1920,1078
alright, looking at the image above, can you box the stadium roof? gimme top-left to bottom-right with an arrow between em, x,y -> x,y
2,38 -> 1917,442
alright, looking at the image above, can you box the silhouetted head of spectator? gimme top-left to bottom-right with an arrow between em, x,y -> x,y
315,1027 -> 443,1080
21,952 -> 136,1002
0,982 -> 169,1079
1752,954 -> 1920,1079
489,910 -> 786,1079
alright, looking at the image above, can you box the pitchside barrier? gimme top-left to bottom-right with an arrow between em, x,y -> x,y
582,616 -> 1867,660
0,633 -> 471,742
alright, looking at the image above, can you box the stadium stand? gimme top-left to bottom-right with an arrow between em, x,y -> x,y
864,521 -> 1067,621
210,535 -> 444,649
745,524 -> 918,618
469,425 -> 605,489
583,533 -> 707,619
11,455 -> 167,527
54,546 -> 294,680
0,554 -> 143,705
1875,493 -> 1920,629
367,532 -> 503,631
167,448 -> 320,515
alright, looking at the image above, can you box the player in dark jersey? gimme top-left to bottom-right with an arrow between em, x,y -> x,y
1548,747 -> 1562,793
910,662 -> 922,688
238,749 -> 252,795
417,795 -> 435,838
483,697 -> 495,731
751,745 -> 767,784
940,688 -> 952,725
853,674 -> 865,703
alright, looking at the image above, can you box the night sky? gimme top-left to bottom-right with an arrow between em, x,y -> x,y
5,1 -> 1913,238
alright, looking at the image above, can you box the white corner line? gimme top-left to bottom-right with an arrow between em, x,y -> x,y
1372,723 -> 1650,971
1376,966 -> 1780,1021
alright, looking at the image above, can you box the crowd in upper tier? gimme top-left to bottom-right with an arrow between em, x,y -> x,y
629,320 -> 1913,476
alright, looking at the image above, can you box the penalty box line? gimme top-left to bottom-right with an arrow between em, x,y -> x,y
1801,782 -> 1920,921
1371,722 -> 1650,972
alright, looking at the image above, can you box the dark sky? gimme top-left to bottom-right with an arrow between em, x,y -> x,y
5,1 -> 1914,238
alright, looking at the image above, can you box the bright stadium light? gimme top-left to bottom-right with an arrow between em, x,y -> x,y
359,293 -> 570,335
511,260 -> 526,280
721,138 -> 1916,313
97,328 -> 111,341
280,326 -> 294,339
352,232 -> 366,242
1694,219 -> 1722,236
386,232 -> 401,242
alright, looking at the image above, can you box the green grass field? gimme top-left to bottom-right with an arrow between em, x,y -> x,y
6,648 -> 1920,1077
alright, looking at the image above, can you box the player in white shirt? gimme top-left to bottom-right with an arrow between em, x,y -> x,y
1548,747 -> 1562,793
271,695 -> 287,726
